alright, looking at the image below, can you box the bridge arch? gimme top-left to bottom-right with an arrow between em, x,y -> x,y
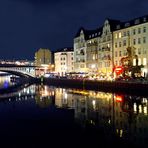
0,65 -> 36,78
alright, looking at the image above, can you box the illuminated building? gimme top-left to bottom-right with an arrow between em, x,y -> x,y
74,15 -> 148,78
34,48 -> 53,76
113,15 -> 148,77
35,48 -> 52,66
54,47 -> 74,76
74,19 -> 120,77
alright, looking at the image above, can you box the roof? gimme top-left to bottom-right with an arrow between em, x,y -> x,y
54,47 -> 73,53
74,27 -> 102,40
114,14 -> 148,31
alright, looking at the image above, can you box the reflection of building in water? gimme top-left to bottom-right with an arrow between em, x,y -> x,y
55,88 -> 148,146
35,85 -> 55,108
70,90 -> 113,128
55,88 -> 74,108
113,95 -> 148,146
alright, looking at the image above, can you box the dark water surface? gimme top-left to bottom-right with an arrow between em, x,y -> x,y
0,76 -> 148,147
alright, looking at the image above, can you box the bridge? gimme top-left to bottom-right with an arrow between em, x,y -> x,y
0,64 -> 36,78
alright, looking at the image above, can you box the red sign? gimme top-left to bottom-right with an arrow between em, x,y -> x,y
114,66 -> 123,75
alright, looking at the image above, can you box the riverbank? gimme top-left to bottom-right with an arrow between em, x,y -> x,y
42,78 -> 148,96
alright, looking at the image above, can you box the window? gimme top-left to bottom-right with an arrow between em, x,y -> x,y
119,32 -> 122,38
123,32 -> 126,36
116,25 -> 120,29
119,42 -> 122,47
138,38 -> 141,44
143,37 -> 146,43
115,43 -> 117,48
123,40 -> 126,46
115,51 -> 118,57
135,19 -> 140,24
138,48 -> 141,54
119,51 -> 122,57
143,27 -> 146,33
143,49 -> 147,54
123,50 -> 127,56
138,28 -> 141,34
138,58 -> 141,65
133,59 -> 136,66
127,31 -> 130,36
133,39 -> 136,45
143,58 -> 147,65
125,22 -> 130,27
143,17 -> 147,22
115,33 -> 117,39
115,61 -> 118,66
133,29 -> 136,35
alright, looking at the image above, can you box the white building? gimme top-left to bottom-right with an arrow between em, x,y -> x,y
54,48 -> 74,76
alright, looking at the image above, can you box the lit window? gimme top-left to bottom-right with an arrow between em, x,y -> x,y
143,58 -> 147,65
119,32 -> 122,38
115,34 -> 117,39
138,58 -> 141,65
133,59 -> 136,66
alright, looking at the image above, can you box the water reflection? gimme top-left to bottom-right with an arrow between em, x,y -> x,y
0,74 -> 14,88
0,84 -> 148,147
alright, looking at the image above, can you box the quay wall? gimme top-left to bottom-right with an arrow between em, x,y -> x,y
42,78 -> 148,95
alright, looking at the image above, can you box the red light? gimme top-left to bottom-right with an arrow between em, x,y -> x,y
115,95 -> 123,102
114,66 -> 123,75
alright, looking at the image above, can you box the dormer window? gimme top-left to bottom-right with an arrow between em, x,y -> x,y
116,25 -> 120,29
80,30 -> 84,34
143,17 -> 147,22
95,33 -> 97,36
135,19 -> 140,25
125,22 -> 130,27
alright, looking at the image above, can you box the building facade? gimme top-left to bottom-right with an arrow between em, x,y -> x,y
54,48 -> 74,76
74,15 -> 148,79
113,16 -> 148,77
35,48 -> 52,66
34,48 -> 53,76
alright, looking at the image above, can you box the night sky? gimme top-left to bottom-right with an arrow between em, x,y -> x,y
0,0 -> 148,60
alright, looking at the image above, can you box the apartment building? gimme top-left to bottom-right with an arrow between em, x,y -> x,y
54,47 -> 74,76
113,15 -> 148,77
74,15 -> 148,78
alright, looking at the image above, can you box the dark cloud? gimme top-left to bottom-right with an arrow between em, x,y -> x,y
0,0 -> 147,59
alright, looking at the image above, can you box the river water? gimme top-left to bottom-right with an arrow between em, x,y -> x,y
0,75 -> 148,148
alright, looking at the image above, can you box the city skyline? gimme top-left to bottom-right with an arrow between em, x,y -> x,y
0,0 -> 147,60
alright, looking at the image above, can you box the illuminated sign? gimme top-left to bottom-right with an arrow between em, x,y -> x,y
114,66 -> 123,75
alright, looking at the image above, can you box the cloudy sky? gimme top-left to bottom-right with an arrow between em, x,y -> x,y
0,0 -> 147,60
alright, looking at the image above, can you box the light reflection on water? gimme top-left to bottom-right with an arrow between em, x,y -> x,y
0,76 -> 148,147
0,74 -> 15,88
